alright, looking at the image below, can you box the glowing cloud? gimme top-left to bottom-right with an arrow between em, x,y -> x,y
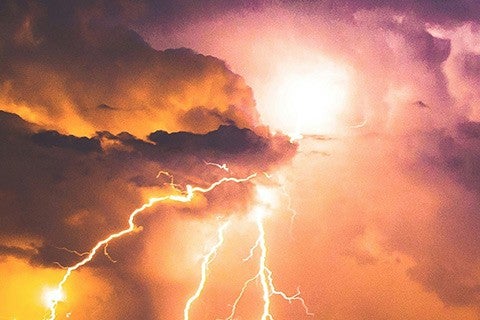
264,57 -> 352,136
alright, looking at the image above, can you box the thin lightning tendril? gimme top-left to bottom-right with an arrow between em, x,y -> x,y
45,174 -> 257,320
225,275 -> 258,320
203,160 -> 230,172
103,243 -> 117,263
183,221 -> 230,320
279,184 -> 299,238
54,246 -> 89,257
242,238 -> 260,262
262,173 -> 301,236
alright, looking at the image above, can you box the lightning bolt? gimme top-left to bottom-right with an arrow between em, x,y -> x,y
226,188 -> 314,320
156,170 -> 174,180
44,174 -> 257,320
156,170 -> 182,189
225,205 -> 313,320
261,173 -> 300,236
44,170 -> 311,319
184,185 -> 312,320
183,221 -> 230,320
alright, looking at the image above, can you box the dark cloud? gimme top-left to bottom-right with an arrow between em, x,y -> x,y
0,110 -> 295,267
453,52 -> 480,83
435,122 -> 480,191
96,103 -> 116,110
330,0 -> 480,24
0,244 -> 37,261
126,0 -> 480,31
32,130 -> 102,153
147,125 -> 267,154
457,121 -> 480,139
112,0 -> 480,27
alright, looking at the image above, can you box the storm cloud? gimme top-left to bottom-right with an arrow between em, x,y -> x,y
0,110 -> 294,266
3,0 -> 480,319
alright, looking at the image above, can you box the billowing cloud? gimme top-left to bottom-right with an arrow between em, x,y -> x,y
0,0 -> 258,138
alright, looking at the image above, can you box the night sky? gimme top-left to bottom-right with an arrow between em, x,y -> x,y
2,1 -> 480,319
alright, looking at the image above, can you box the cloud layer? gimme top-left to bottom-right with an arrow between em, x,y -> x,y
0,110 -> 294,265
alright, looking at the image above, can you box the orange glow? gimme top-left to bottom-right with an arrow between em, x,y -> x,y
0,258 -> 63,320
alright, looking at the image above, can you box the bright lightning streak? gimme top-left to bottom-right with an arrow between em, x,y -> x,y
44,174 -> 257,320
42,288 -> 64,310
44,172 -> 311,319
226,189 -> 313,320
256,208 -> 273,320
258,209 -> 313,319
183,221 -> 230,320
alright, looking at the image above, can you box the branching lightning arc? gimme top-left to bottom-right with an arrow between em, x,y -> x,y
43,167 -> 312,320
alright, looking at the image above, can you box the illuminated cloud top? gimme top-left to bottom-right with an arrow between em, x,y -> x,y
0,1 -> 259,137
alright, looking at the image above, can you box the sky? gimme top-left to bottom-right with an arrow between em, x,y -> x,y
1,0 -> 480,319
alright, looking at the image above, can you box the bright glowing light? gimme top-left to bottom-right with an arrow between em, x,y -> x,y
250,205 -> 268,221
42,288 -> 64,309
265,58 -> 351,136
256,185 -> 278,206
